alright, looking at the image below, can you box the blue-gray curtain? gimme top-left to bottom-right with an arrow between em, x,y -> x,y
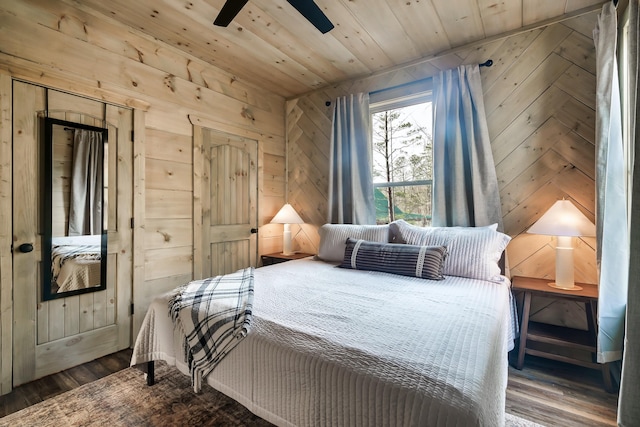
593,1 -> 628,365
432,64 -> 503,230
618,0 -> 640,423
68,129 -> 103,236
328,93 -> 376,224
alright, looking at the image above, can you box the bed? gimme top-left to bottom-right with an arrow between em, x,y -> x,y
131,221 -> 517,426
51,234 -> 102,293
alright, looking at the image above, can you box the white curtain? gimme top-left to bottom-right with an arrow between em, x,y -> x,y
328,93 -> 376,224
68,129 -> 104,236
432,64 -> 503,229
593,1 -> 628,365
619,0 -> 640,423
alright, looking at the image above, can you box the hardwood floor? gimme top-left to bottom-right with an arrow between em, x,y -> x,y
0,350 -> 619,425
0,349 -> 133,418
507,354 -> 618,426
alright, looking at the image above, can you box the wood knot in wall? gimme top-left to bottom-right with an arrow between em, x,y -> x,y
164,74 -> 176,93
241,107 -> 255,121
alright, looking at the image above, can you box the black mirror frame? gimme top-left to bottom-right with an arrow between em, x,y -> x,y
42,117 -> 108,301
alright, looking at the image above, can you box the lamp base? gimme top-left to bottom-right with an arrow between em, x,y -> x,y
547,282 -> 583,291
282,224 -> 293,256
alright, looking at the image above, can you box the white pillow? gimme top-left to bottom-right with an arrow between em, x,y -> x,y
317,224 -> 390,262
389,221 -> 498,243
389,220 -> 510,282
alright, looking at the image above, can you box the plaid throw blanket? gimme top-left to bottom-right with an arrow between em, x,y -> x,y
168,267 -> 254,392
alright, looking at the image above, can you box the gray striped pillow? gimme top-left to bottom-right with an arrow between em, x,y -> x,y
340,238 -> 447,280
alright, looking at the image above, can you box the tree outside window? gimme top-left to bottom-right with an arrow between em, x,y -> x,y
371,101 -> 433,226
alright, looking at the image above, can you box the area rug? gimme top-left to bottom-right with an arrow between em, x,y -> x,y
0,361 -> 544,426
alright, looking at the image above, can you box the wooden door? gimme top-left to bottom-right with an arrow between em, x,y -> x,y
201,129 -> 258,278
12,82 -> 132,386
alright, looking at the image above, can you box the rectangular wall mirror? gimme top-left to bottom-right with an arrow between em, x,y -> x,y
42,117 -> 108,301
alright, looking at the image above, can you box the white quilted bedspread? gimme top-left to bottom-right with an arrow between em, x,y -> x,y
132,258 -> 516,427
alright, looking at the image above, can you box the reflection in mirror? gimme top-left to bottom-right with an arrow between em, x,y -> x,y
42,118 -> 108,301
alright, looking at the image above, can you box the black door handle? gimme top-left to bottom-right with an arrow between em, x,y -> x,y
250,228 -> 258,234
18,243 -> 34,253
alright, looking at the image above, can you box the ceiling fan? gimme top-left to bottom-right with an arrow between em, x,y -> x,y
214,0 -> 334,34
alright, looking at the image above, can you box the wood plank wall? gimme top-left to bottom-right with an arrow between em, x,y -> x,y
51,124 -> 72,236
0,0 -> 286,384
286,14 -> 599,329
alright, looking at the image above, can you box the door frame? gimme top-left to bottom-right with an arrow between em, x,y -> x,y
189,115 -> 262,280
0,72 -> 14,395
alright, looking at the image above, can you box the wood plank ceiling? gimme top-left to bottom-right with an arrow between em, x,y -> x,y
73,0 -> 606,98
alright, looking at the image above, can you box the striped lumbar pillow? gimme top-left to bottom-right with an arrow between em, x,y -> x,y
340,238 -> 448,280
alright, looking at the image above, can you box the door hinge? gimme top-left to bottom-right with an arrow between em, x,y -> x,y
130,217 -> 135,229
131,130 -> 135,141
130,303 -> 134,316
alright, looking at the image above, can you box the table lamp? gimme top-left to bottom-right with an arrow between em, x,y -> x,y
270,203 -> 304,255
526,199 -> 596,291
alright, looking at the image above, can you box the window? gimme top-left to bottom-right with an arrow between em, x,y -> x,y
370,91 -> 433,226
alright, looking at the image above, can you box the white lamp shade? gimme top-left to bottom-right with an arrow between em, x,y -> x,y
527,199 -> 596,237
270,204 -> 304,224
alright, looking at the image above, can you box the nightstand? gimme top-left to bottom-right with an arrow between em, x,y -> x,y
260,252 -> 314,266
511,275 -> 613,392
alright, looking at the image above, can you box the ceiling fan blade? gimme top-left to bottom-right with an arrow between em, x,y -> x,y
286,0 -> 334,33
214,0 -> 250,27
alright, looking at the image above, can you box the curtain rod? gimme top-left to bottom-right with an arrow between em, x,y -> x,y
325,59 -> 493,106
